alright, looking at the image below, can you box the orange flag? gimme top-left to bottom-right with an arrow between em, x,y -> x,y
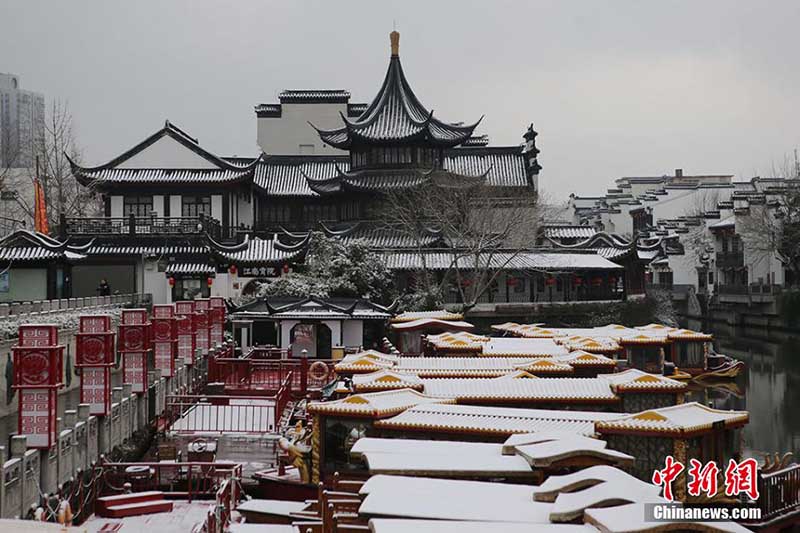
34,179 -> 49,235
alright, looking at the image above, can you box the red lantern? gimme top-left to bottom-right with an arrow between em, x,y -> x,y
207,277 -> 213,287
609,276 -> 617,285
545,277 -> 557,286
507,277 -> 519,287
168,277 -> 175,287
229,264 -> 237,275
282,263 -> 290,274
573,276 -> 583,286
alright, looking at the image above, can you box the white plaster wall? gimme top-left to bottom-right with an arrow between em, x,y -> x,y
210,272 -> 232,299
280,320 -> 300,349
211,195 -> 223,222
153,195 -> 164,217
143,261 -> 169,304
342,320 -> 363,348
0,268 -> 47,302
110,196 -> 124,218
169,195 -> 181,217
257,103 -> 348,155
117,136 -> 218,169
321,320 -> 342,347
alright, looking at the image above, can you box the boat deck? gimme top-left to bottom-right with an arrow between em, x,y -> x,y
83,500 -> 213,533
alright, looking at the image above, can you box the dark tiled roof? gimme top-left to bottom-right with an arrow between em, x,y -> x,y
70,121 -> 260,187
214,237 -> 303,265
252,147 -> 528,196
444,147 -> 528,188
347,103 -> 368,117
0,230 -> 93,262
542,225 -> 597,239
253,156 -> 346,196
317,223 -> 443,249
314,55 -> 480,149
279,90 -> 351,103
462,135 -> 490,147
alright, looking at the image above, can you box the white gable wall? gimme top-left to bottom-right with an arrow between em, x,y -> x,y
117,136 -> 219,169
257,103 -> 348,155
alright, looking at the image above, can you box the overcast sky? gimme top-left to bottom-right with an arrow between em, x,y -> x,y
2,0 -> 799,201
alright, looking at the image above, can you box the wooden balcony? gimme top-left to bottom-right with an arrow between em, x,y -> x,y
60,214 -> 222,239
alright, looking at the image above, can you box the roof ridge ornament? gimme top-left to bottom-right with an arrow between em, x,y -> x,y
390,30 -> 400,57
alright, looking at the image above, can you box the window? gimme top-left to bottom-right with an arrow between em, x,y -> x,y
182,195 -> 211,217
123,196 -> 152,217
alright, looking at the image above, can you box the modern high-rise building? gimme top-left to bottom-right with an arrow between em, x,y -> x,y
0,73 -> 45,169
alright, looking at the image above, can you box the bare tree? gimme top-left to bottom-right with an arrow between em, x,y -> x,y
384,173 -> 542,311
737,154 -> 800,285
12,100 -> 100,230
680,190 -> 720,269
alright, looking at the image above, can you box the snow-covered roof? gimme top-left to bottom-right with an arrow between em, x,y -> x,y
383,251 -> 624,271
531,465 -> 658,503
352,439 -> 532,478
375,403 -> 626,437
390,318 -> 475,332
358,475 -> 552,523
709,215 -> 735,230
554,351 -> 617,367
481,337 -> 570,357
391,310 -> 464,323
351,370 -> 424,391
514,438 -> 634,469
667,328 -> 713,341
307,388 -> 454,418
425,331 -> 490,351
419,376 -> 619,404
395,357 -> 575,377
595,402 -> 749,436
549,479 -> 664,522
333,350 -> 398,373
368,520 -> 597,533
562,337 -> 621,354
600,369 -> 687,393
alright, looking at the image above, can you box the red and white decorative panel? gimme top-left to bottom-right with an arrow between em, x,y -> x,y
79,315 -> 112,333
122,351 -> 148,393
175,301 -> 195,316
121,309 -> 148,325
14,347 -> 63,387
19,389 -> 56,448
152,304 -> 175,319
119,324 -> 149,352
80,367 -> 111,416
18,325 -> 59,347
194,299 -> 210,312
153,341 -> 174,377
177,332 -> 195,365
151,318 -> 175,343
76,333 -> 115,367
210,296 -> 225,309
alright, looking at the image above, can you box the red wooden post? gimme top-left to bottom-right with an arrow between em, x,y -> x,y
300,356 -> 309,394
76,315 -> 115,416
151,304 -> 176,377
119,309 -> 151,393
14,324 -> 64,449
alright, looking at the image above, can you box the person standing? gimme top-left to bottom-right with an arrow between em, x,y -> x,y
97,278 -> 111,296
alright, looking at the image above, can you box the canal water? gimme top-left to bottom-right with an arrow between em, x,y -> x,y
684,319 -> 800,461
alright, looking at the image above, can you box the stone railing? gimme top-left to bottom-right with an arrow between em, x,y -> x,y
0,293 -> 151,318
0,342 -> 218,520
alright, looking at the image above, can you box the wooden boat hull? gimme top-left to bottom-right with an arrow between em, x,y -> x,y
252,467 -> 317,502
694,360 -> 746,381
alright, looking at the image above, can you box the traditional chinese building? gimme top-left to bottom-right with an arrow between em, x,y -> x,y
0,32 -> 638,308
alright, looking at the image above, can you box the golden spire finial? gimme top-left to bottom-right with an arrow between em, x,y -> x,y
390,30 -> 400,57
